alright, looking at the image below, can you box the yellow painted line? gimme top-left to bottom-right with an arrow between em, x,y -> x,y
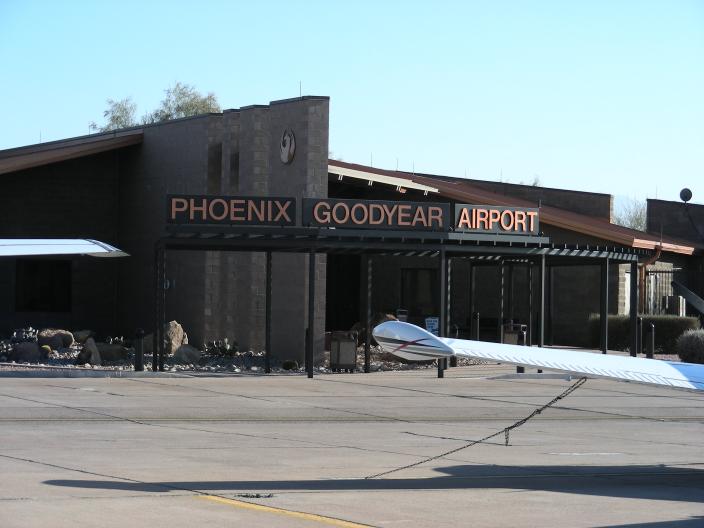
199,495 -> 373,527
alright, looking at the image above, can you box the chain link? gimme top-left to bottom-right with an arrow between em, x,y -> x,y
365,377 -> 587,480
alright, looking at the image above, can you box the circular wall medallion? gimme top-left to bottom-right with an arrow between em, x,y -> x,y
280,128 -> 296,165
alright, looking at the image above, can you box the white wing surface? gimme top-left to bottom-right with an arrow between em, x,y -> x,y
373,321 -> 704,392
0,239 -> 128,258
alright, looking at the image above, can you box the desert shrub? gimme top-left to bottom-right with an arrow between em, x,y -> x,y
676,329 -> 704,364
589,314 -> 699,354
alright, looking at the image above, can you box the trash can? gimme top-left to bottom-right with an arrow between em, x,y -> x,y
395,309 -> 408,322
330,331 -> 357,372
502,323 -> 527,345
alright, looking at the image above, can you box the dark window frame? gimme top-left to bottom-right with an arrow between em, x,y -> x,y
15,259 -> 72,313
400,268 -> 439,319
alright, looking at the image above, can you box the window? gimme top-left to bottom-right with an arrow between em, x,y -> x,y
401,268 -> 438,317
15,260 -> 72,312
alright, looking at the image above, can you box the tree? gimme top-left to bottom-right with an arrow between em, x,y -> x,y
613,197 -> 647,231
89,97 -> 137,132
142,82 -> 220,124
90,83 -> 221,132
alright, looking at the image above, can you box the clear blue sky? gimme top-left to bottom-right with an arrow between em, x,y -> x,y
1,1 -> 702,205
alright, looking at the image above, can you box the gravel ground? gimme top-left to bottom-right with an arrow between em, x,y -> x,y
0,345 -> 486,374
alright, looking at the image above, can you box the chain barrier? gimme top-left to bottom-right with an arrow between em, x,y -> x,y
365,377 -> 587,480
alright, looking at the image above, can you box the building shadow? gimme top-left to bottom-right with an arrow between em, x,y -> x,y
595,518 -> 704,528
44,463 -> 704,503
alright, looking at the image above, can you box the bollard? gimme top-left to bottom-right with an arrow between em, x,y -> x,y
636,317 -> 643,356
437,358 -> 444,378
517,327 -> 526,373
134,328 -> 145,372
646,323 -> 655,359
473,312 -> 480,340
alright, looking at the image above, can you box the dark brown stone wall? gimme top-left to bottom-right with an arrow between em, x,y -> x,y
647,198 -> 704,244
425,176 -> 613,220
0,152 -> 120,335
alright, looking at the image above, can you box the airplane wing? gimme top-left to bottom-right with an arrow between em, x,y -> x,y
373,321 -> 704,392
0,239 -> 128,258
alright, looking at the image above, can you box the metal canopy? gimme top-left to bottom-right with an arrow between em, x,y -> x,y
162,225 -> 647,262
0,238 -> 129,258
153,225 -> 648,373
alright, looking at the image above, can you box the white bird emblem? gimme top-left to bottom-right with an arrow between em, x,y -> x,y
280,128 -> 296,164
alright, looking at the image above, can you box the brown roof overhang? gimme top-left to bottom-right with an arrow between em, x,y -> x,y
328,160 -> 696,256
0,130 -> 143,175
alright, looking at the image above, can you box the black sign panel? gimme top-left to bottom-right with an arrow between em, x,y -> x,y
454,204 -> 539,235
167,195 -> 296,226
303,198 -> 450,231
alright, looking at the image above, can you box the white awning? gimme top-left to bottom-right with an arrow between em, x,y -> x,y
328,164 -> 438,194
0,239 -> 129,258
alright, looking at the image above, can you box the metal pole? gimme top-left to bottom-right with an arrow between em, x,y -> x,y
447,255 -> 457,367
528,262 -> 533,346
265,251 -> 272,374
507,262 -> 514,323
152,243 -> 159,372
499,259 -> 505,344
438,249 -> 447,378
630,261 -> 638,357
307,249 -> 316,378
647,322 -> 655,359
445,255 -> 452,338
134,328 -> 144,372
600,258 -> 609,354
548,263 -> 554,346
473,311 -> 480,341
469,263 -> 475,338
364,254 -> 372,374
159,245 -> 166,372
539,254 -> 546,347
637,316 -> 643,356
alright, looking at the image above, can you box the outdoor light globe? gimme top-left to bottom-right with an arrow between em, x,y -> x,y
680,188 -> 693,203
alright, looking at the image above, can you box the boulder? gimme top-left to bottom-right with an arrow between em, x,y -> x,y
11,342 -> 46,363
76,338 -> 102,365
282,359 -> 299,370
173,344 -> 201,364
143,321 -> 188,356
38,329 -> 74,350
96,342 -> 130,362
165,321 -> 187,354
72,330 -> 94,344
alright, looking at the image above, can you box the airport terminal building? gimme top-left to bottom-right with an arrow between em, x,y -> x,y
1,96 -> 702,364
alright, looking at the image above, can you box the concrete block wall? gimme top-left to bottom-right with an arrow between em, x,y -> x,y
191,97 -> 330,361
266,98 -> 329,362
110,97 -> 329,361
116,115 -> 217,342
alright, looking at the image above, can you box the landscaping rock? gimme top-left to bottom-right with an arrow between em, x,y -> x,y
96,342 -> 130,362
11,342 -> 46,363
143,321 -> 188,356
173,344 -> 201,364
72,330 -> 94,344
165,320 -> 188,354
76,338 -> 102,365
38,329 -> 74,350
